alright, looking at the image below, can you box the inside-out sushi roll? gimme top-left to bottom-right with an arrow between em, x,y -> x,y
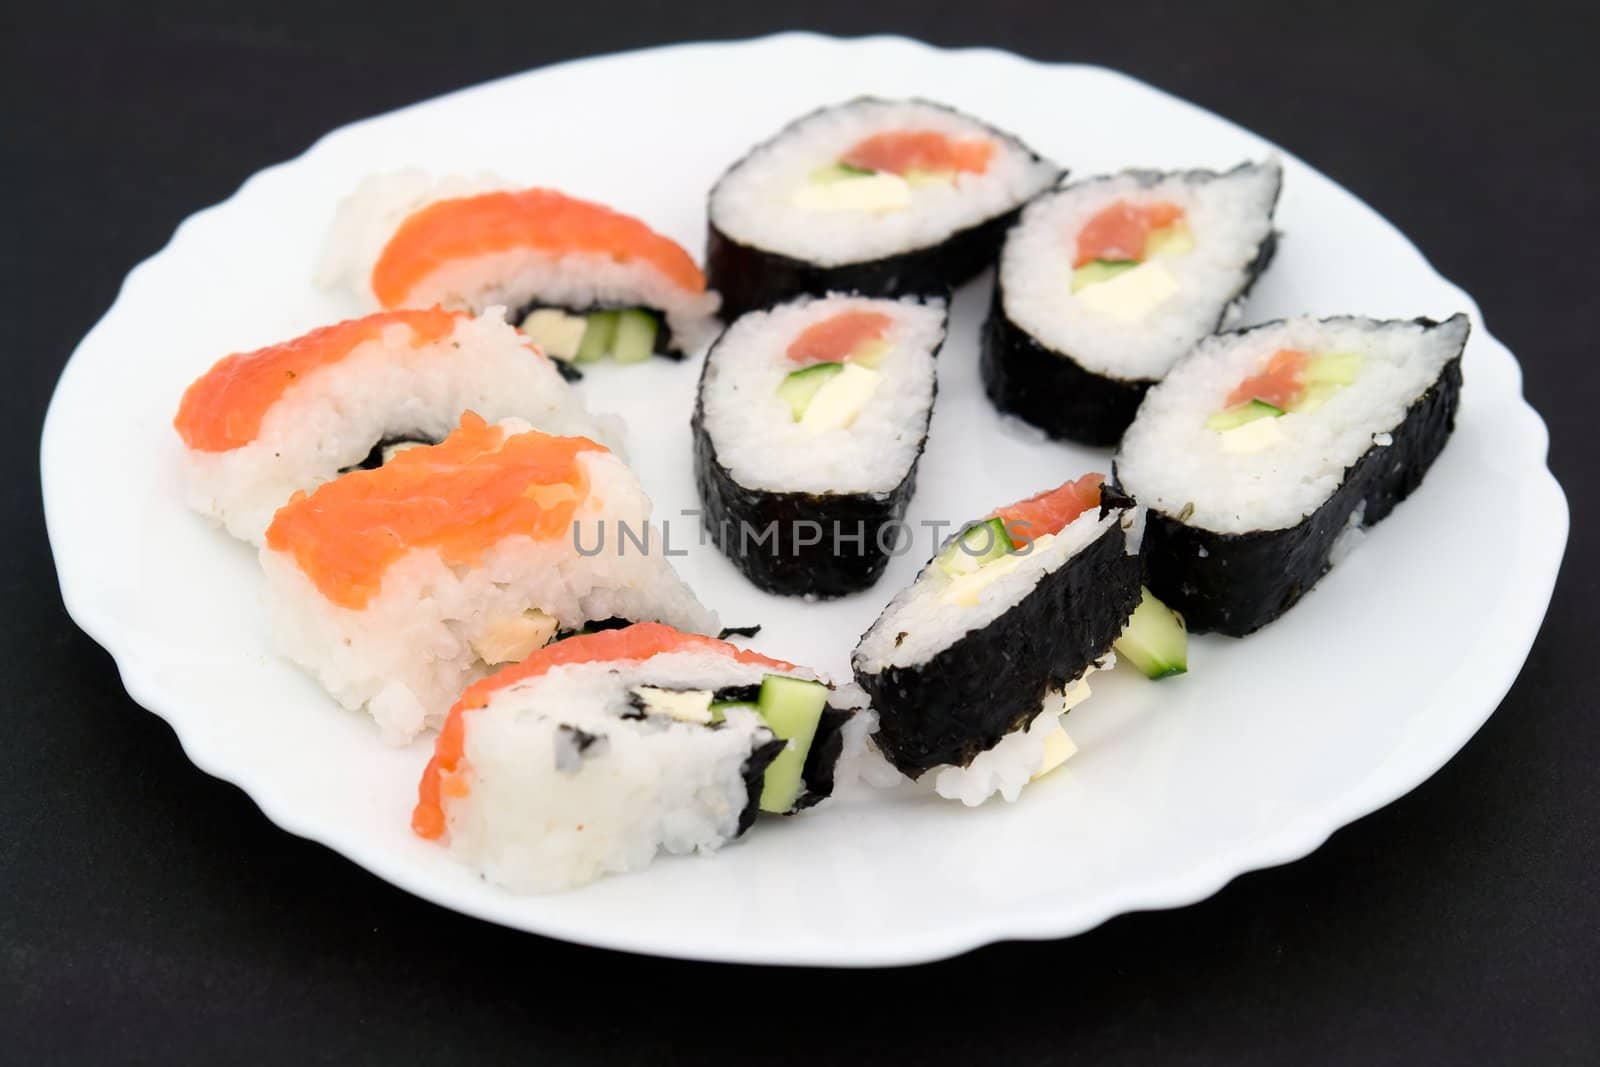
411,623 -> 859,892
316,171 -> 719,362
707,99 -> 1059,319
692,294 -> 946,597
983,162 -> 1281,445
261,413 -> 716,743
853,475 -> 1143,805
173,308 -> 618,543
1116,313 -> 1469,636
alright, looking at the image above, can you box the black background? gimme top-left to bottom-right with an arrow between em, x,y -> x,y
5,2 -> 1595,1062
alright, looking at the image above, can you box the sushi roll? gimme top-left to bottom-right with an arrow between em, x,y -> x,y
692,294 -> 946,597
1116,313 -> 1470,636
261,413 -> 716,743
982,162 -> 1282,445
411,623 -> 860,892
707,99 -> 1059,319
316,171 -> 719,362
852,475 -> 1143,804
173,308 -> 617,543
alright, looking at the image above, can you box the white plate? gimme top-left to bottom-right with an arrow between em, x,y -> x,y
42,33 -> 1567,966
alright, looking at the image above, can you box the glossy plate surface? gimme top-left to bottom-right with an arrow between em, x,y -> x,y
42,33 -> 1567,965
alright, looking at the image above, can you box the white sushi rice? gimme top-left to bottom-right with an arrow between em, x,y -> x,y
439,650 -> 824,893
316,170 -> 721,351
1002,162 -> 1281,382
699,294 -> 944,494
710,99 -> 1058,266
261,422 -> 717,743
1117,314 -> 1469,533
180,310 -> 620,544
855,504 -> 1120,671
930,667 -> 1102,806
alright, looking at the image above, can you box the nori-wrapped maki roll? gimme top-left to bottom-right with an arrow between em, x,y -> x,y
1116,313 -> 1469,636
692,293 -> 946,598
982,162 -> 1281,446
706,98 -> 1060,319
853,476 -> 1143,805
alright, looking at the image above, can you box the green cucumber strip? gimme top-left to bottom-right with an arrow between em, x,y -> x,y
776,362 -> 845,421
611,309 -> 658,364
755,674 -> 828,813
1206,398 -> 1283,431
810,163 -> 875,184
708,700 -> 758,726
574,311 -> 619,363
1305,351 -> 1363,386
1113,586 -> 1188,679
936,516 -> 1015,577
1070,259 -> 1140,293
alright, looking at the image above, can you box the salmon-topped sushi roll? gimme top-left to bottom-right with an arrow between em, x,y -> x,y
706,98 -> 1060,318
412,623 -> 864,892
261,414 -> 716,743
317,171 -> 719,364
173,308 -> 617,543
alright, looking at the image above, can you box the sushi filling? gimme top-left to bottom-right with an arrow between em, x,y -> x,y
776,309 -> 895,425
1069,199 -> 1195,303
794,129 -> 999,213
1205,349 -> 1365,448
517,305 -> 672,365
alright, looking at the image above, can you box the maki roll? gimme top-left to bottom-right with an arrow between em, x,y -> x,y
707,99 -> 1059,319
317,171 -> 719,363
693,294 -> 946,597
1116,313 -> 1470,636
173,308 -> 617,543
411,623 -> 860,892
261,413 -> 716,742
853,475 -> 1143,804
983,162 -> 1282,445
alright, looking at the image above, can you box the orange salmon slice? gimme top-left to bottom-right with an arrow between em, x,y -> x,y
371,189 -> 706,308
173,308 -> 463,452
1226,349 -> 1309,409
263,412 -> 604,611
841,130 -> 996,176
1074,200 -> 1185,267
995,473 -> 1105,542
786,309 -> 894,364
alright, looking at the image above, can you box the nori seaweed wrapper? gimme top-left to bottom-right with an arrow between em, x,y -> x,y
705,98 -> 1062,319
854,514 -> 1142,778
794,706 -> 854,811
737,737 -> 788,835
980,166 -> 1279,446
1125,322 -> 1464,637
689,299 -> 942,598
708,210 -> 1023,322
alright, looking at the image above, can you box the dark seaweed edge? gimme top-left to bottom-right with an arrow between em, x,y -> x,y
1118,313 -> 1469,636
737,737 -> 788,835
690,293 -> 947,598
979,161 -> 1282,446
705,97 -> 1064,318
852,512 -> 1143,777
